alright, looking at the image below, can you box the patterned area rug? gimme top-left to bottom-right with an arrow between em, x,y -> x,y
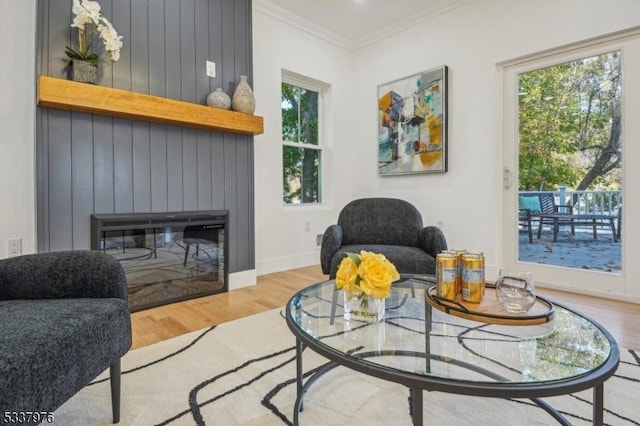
55,309 -> 640,425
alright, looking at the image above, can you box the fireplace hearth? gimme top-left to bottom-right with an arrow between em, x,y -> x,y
91,211 -> 228,311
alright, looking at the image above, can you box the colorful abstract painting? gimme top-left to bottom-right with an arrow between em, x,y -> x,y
378,66 -> 448,175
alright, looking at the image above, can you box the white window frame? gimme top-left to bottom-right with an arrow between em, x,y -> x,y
281,70 -> 328,206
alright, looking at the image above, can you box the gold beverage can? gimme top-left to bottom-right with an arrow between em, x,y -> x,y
452,249 -> 467,296
467,251 -> 485,296
436,253 -> 458,299
461,253 -> 485,303
442,249 -> 466,296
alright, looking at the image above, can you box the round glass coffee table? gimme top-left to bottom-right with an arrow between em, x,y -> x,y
285,277 -> 619,425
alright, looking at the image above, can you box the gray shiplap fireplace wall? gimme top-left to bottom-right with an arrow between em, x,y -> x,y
35,0 -> 255,274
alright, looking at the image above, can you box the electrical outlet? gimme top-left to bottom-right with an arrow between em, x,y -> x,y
316,234 -> 323,246
7,238 -> 22,257
206,61 -> 216,78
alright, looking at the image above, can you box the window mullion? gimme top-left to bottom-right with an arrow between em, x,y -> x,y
283,141 -> 321,150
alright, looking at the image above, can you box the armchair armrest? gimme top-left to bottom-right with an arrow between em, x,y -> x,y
519,209 -> 532,218
320,225 -> 343,275
0,250 -> 127,301
417,226 -> 448,258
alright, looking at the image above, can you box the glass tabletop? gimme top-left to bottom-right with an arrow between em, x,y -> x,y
286,278 -> 618,388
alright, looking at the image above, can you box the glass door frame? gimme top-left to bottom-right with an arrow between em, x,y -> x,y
498,29 -> 640,302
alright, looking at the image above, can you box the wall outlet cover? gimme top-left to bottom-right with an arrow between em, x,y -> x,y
7,238 -> 22,257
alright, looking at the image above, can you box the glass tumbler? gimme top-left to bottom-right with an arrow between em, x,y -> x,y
496,270 -> 536,313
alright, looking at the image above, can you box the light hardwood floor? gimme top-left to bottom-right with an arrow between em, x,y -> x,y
131,265 -> 640,351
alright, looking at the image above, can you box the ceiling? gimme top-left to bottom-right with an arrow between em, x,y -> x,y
255,0 -> 474,49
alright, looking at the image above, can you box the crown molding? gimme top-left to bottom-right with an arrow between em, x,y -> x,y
253,0 -> 477,52
253,0 -> 355,51
351,0 -> 477,50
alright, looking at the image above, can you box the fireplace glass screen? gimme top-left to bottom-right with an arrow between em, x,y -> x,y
91,211 -> 228,311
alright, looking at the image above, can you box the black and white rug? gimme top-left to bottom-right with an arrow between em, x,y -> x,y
55,309 -> 640,425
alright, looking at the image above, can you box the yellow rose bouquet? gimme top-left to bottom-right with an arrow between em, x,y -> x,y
335,251 -> 400,322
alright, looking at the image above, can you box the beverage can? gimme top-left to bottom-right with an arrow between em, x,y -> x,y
452,249 -> 467,296
441,249 -> 465,296
436,253 -> 458,299
461,253 -> 485,303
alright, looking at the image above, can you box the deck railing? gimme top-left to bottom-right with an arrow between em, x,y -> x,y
520,187 -> 622,216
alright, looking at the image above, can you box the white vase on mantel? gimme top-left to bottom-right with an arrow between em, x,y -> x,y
231,75 -> 255,115
206,88 -> 231,110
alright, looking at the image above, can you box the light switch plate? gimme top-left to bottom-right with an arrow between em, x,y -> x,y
206,61 -> 216,78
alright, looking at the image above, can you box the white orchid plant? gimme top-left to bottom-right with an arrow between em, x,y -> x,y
65,0 -> 123,66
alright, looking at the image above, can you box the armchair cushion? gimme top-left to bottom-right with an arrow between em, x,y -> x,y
330,244 -> 436,280
519,195 -> 542,213
0,298 -> 130,413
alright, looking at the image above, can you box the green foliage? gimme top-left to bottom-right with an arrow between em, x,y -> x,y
282,82 -> 321,203
64,44 -> 100,64
518,51 -> 622,191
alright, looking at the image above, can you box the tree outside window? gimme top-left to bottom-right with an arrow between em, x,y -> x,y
282,80 -> 322,204
518,51 -> 622,193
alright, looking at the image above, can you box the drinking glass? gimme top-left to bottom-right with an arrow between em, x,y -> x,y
496,270 -> 536,313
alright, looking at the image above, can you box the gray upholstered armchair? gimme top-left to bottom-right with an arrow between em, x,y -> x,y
321,198 -> 447,278
0,250 -> 131,425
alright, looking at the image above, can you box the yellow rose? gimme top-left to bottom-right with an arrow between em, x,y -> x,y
335,254 -> 359,293
357,251 -> 400,299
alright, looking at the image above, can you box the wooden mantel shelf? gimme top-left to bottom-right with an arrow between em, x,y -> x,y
37,76 -> 264,136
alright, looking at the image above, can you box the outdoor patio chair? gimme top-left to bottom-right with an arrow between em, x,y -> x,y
519,192 -> 572,242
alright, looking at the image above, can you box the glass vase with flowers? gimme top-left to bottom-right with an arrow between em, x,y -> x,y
335,251 -> 400,323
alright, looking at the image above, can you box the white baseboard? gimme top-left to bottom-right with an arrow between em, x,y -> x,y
256,251 -> 319,276
229,269 -> 257,290
535,281 -> 640,305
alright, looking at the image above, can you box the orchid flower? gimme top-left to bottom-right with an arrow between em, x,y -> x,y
66,0 -> 122,65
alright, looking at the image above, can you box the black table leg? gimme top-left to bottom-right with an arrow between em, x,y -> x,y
411,387 -> 423,426
537,217 -> 544,239
294,339 -> 304,425
425,304 -> 432,374
610,218 -> 617,242
329,288 -> 339,325
593,383 -> 604,426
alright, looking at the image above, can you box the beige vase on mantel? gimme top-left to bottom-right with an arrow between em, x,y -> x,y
231,75 -> 255,115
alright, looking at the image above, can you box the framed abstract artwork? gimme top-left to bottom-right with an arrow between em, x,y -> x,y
378,66 -> 448,175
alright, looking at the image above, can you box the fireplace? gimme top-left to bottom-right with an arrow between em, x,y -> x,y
91,211 -> 228,311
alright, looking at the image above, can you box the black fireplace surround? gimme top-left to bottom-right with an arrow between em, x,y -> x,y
91,211 -> 229,311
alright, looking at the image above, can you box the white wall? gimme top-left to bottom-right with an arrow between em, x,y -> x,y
252,0 -> 640,277
0,0 -> 36,259
252,9 -> 358,275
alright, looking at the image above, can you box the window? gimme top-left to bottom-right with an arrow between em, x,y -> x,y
281,72 -> 325,204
